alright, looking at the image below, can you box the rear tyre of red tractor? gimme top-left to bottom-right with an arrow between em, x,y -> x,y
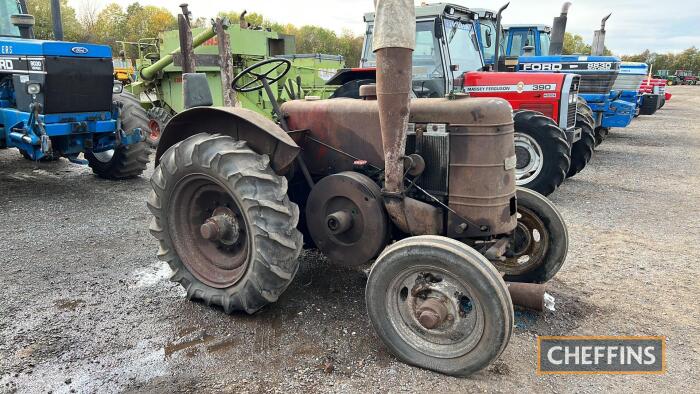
365,235 -> 513,377
566,112 -> 596,178
512,110 -> 570,197
148,133 -> 303,314
493,188 -> 568,283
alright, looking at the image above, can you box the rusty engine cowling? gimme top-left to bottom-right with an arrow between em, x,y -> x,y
282,96 -> 517,237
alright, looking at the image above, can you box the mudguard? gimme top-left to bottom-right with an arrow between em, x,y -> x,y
155,107 -> 300,174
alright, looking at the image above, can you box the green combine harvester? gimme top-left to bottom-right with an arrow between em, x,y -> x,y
127,20 -> 345,146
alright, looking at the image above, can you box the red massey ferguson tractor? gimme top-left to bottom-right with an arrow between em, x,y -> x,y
327,3 -> 593,197
147,0 -> 569,377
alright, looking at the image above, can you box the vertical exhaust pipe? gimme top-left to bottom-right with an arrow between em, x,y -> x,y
50,0 -> 63,40
492,2 -> 509,72
549,2 -> 571,55
591,13 -> 611,56
373,0 -> 415,228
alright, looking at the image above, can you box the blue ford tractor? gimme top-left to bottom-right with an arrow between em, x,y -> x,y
0,0 -> 148,178
614,62 -> 661,117
502,4 -> 636,146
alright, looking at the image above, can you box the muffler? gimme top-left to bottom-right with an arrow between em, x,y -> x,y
374,0 -> 440,235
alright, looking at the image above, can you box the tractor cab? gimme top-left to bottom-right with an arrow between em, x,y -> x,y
360,3 -> 484,98
504,25 -> 551,57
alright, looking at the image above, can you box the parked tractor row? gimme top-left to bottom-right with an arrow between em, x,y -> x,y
0,0 -> 675,380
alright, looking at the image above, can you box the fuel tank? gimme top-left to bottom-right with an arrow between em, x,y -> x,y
282,96 -> 517,236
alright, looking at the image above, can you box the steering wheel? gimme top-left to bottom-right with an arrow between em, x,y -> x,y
231,58 -> 292,93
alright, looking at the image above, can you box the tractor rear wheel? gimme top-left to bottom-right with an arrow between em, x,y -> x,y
86,92 -> 150,179
512,110 -> 570,196
366,235 -> 513,377
567,111 -> 596,178
147,133 -> 303,314
146,107 -> 172,148
494,188 -> 568,283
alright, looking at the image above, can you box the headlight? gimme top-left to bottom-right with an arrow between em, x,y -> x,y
26,83 -> 41,95
113,81 -> 123,94
570,93 -> 577,104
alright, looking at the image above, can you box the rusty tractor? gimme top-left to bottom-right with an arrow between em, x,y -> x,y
147,0 -> 568,376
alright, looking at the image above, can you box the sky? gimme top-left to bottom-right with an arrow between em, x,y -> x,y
67,0 -> 699,55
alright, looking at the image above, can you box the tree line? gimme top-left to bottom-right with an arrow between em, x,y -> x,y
24,1 -> 699,73
26,1 -> 365,66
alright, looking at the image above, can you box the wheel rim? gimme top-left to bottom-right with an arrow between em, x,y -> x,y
92,150 -> 115,162
148,119 -> 161,142
168,174 -> 250,288
386,265 -> 485,359
514,133 -> 544,186
500,206 -> 549,275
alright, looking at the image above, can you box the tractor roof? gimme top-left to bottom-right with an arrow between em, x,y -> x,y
504,24 -> 551,32
364,3 -> 477,22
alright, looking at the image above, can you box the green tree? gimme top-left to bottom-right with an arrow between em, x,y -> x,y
26,0 -> 82,41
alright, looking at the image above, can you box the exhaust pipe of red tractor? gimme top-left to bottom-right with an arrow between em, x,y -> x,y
373,0 -> 416,231
549,2 -> 571,55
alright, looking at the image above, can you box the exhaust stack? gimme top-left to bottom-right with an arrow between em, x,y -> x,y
373,0 -> 416,230
549,2 -> 571,55
591,13 -> 611,56
50,0 -> 63,40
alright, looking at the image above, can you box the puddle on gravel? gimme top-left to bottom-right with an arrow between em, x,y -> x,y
54,299 -> 85,311
133,262 -> 172,288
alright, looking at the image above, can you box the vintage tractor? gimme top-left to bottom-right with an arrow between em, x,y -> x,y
328,2 -> 584,196
148,0 -> 569,377
0,0 -> 148,178
127,14 -> 344,148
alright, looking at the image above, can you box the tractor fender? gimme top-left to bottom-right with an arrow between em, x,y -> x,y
155,107 -> 300,174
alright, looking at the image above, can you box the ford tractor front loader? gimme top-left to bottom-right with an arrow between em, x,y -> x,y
0,0 -> 148,178
148,0 -> 570,377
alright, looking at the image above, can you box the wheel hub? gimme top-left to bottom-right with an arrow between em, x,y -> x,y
514,133 -> 544,186
168,175 -> 250,288
498,206 -> 549,275
200,207 -> 240,246
387,267 -> 484,359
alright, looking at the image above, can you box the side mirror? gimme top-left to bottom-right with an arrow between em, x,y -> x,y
434,18 -> 444,39
485,30 -> 492,47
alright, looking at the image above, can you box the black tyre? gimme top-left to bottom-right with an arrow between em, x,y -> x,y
659,97 -> 666,109
147,133 -> 303,314
115,91 -> 149,136
85,92 -> 149,179
567,111 -> 596,178
146,106 -> 172,148
495,188 -> 568,283
512,110 -> 570,196
366,235 -> 513,377
86,143 -> 148,179
594,127 -> 608,147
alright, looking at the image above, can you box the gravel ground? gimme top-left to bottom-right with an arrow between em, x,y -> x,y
1,86 -> 698,393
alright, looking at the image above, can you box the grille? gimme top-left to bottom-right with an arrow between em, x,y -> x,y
579,72 -> 618,94
43,56 -> 114,114
567,100 -> 577,128
613,74 -> 645,91
406,129 -> 449,196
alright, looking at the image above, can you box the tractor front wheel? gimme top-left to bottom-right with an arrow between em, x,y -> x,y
567,111 -> 596,178
366,235 -> 513,377
495,188 -> 568,283
512,110 -> 570,196
147,133 -> 303,314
